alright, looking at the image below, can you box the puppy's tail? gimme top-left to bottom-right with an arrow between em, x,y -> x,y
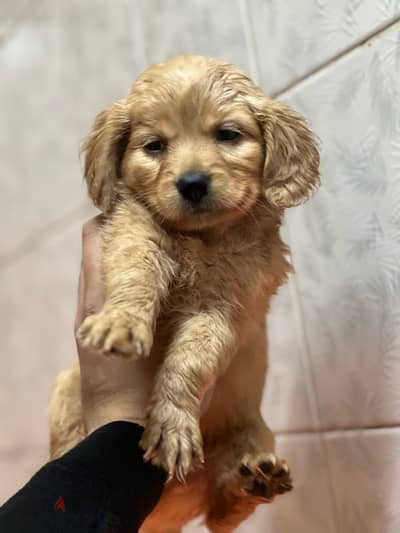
48,364 -> 86,460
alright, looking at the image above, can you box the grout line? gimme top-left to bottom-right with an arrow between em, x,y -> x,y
276,423 -> 400,438
272,15 -> 400,99
0,202 -> 95,271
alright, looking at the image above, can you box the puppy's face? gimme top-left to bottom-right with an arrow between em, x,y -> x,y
83,56 -> 320,231
123,59 -> 265,230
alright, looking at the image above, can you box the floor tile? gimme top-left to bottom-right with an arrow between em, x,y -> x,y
324,427 -> 400,533
185,433 -> 337,532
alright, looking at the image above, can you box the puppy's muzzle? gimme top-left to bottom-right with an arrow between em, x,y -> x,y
176,171 -> 211,205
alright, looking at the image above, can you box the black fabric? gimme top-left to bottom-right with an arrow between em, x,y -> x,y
0,421 -> 166,533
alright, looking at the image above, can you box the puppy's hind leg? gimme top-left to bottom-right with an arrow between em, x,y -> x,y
205,416 -> 292,532
206,491 -> 259,533
48,365 -> 86,459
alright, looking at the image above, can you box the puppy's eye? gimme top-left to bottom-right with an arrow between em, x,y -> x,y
215,128 -> 242,142
216,129 -> 242,142
144,140 -> 166,153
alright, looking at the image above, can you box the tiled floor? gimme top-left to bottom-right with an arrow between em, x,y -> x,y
1,1 -> 400,531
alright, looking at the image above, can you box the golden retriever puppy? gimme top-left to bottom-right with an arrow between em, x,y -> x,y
49,55 -> 319,532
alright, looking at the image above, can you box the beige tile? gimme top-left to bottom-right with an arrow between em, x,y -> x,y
0,213 -> 90,455
324,428 -> 400,533
133,0 -> 250,72
0,0 -> 32,33
0,0 -> 143,259
0,446 -> 48,505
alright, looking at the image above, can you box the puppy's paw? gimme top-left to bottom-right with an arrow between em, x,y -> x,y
140,401 -> 203,483
239,453 -> 292,502
77,307 -> 153,358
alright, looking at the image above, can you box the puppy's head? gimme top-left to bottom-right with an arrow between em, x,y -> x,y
83,55 -> 319,231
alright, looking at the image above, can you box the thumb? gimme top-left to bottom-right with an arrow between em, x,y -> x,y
81,216 -> 105,316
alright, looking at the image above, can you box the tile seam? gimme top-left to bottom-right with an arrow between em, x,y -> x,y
272,15 -> 400,99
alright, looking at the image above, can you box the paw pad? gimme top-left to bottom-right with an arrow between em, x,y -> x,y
239,453 -> 293,501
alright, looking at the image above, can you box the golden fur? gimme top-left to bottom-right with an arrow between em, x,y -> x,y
49,55 -> 320,532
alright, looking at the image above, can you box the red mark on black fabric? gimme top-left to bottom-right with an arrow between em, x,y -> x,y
54,496 -> 66,512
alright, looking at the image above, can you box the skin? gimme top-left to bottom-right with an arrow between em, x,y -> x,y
76,216 -> 153,432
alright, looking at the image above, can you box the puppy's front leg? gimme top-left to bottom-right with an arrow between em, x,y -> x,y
140,306 -> 235,481
78,204 -> 177,358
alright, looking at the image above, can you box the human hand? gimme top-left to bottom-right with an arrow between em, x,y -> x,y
75,217 -> 157,433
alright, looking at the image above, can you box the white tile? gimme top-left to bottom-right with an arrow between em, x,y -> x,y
262,281 -> 318,433
0,0 -> 142,259
283,23 -> 400,429
247,0 -> 400,94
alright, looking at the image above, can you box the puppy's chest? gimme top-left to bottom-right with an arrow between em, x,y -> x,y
169,235 -> 277,307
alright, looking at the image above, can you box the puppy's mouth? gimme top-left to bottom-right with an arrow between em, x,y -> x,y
154,171 -> 259,231
169,188 -> 257,232
181,198 -> 213,215
181,193 -> 251,216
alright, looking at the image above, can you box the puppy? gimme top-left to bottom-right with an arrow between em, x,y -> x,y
49,55 -> 319,532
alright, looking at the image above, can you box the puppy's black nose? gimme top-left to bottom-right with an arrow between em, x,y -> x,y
176,171 -> 211,204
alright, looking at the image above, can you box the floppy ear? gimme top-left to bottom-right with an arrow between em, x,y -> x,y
82,99 -> 131,212
253,95 -> 320,208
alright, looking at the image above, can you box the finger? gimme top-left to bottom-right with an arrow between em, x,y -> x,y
81,216 -> 105,315
74,267 -> 86,331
